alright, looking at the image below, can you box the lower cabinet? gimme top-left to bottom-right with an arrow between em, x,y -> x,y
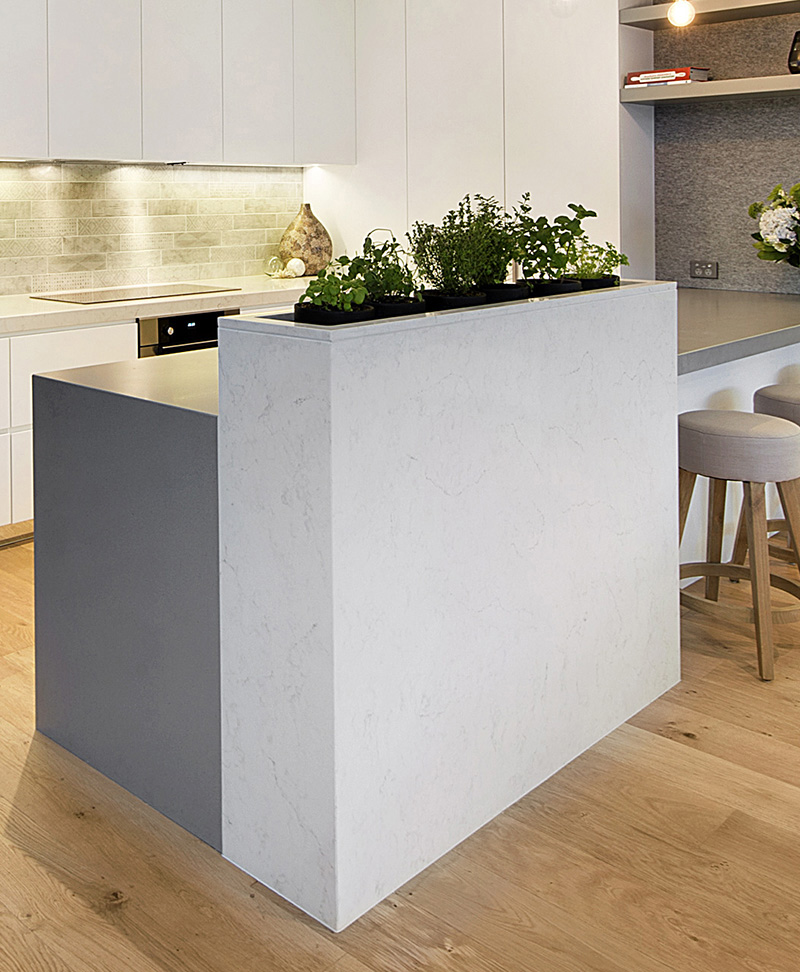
11,430 -> 32,524
0,435 -> 10,526
0,320 -> 138,527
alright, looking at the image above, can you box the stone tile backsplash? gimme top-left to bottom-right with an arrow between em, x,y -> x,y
0,162 -> 303,295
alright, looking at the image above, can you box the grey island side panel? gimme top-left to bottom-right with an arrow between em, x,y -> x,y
33,373 -> 221,849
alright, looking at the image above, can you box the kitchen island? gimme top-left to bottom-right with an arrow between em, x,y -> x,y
34,282 -> 680,933
217,281 -> 679,930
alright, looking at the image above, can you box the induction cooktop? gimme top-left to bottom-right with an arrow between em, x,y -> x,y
32,283 -> 242,304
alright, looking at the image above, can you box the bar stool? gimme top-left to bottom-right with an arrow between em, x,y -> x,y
730,384 -> 800,566
679,409 -> 800,680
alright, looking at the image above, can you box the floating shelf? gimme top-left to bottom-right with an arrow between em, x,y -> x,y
620,0 -> 800,30
620,73 -> 800,104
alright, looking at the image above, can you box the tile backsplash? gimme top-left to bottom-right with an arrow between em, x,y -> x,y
0,162 -> 304,295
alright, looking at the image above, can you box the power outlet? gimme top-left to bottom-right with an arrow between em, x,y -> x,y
690,260 -> 718,279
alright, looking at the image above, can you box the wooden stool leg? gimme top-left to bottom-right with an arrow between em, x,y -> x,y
679,467 -> 697,544
777,477 -> 800,576
730,498 -> 748,567
744,481 -> 774,681
706,477 -> 727,601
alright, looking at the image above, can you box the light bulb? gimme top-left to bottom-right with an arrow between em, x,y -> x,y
667,0 -> 696,27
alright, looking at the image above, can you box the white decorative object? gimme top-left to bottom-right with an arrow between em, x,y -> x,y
217,283 -> 679,932
285,257 -> 306,276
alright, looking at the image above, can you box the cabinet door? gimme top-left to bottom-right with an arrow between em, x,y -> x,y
223,0 -> 294,165
11,429 -> 31,523
0,0 -> 48,158
10,322 -> 137,429
293,0 -> 355,164
0,338 -> 9,432
142,0 -> 223,162
0,433 -> 10,527
405,0 -> 504,222
49,0 -> 142,161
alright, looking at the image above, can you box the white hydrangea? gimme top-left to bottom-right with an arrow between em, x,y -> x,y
759,206 -> 799,252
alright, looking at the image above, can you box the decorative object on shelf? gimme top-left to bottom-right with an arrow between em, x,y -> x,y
265,256 -> 306,278
667,0 -> 695,27
294,258 -> 374,325
512,194 -> 598,295
789,30 -> 800,74
349,230 -> 426,318
625,66 -> 710,87
748,183 -> 800,267
279,203 -> 332,276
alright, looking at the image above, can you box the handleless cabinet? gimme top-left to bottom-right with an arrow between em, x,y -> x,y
293,0 -> 356,164
0,0 -> 48,158
405,0 -> 504,221
11,429 -> 32,523
9,322 -> 137,429
0,434 -> 9,525
142,0 -> 223,162
223,0 -> 294,165
0,338 -> 9,432
48,0 -> 143,160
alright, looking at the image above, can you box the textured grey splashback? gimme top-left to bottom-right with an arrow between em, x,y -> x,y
654,13 -> 800,293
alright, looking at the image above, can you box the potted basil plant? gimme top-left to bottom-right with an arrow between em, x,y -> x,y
295,258 -> 374,325
407,195 -> 490,311
513,194 -> 597,296
349,231 -> 426,318
567,240 -> 629,290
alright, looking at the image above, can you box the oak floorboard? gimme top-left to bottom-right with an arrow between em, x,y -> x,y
3,538 -> 800,970
628,695 -> 800,786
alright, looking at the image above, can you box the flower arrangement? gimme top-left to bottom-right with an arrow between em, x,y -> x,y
749,184 -> 800,268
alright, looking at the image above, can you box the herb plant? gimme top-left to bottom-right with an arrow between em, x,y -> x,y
513,194 -> 597,280
568,240 -> 629,279
749,183 -> 800,267
470,195 -> 518,288
408,195 -> 501,296
297,258 -> 369,312
349,231 -> 418,302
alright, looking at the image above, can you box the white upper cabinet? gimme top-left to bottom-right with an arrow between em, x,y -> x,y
405,0 -> 504,222
49,0 -> 143,160
0,0 -> 48,158
223,0 -> 294,165
293,0 -> 356,164
142,0 -> 223,162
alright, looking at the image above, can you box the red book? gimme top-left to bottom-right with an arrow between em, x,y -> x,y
625,67 -> 710,86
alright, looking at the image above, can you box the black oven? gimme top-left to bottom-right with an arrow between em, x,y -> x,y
138,308 -> 240,357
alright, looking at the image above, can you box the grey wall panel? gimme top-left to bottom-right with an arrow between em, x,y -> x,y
654,13 -> 800,293
33,377 -> 221,850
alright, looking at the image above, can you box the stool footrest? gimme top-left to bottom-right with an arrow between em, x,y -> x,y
680,561 -> 800,625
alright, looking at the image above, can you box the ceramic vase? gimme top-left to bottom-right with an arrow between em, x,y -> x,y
278,204 -> 333,275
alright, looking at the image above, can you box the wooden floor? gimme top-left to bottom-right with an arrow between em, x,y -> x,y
2,535 -> 800,971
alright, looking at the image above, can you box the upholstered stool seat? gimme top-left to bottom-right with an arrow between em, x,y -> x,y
679,408 -> 800,681
730,387 -> 800,566
754,383 -> 800,425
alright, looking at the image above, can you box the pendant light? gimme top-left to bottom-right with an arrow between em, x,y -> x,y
667,0 -> 696,26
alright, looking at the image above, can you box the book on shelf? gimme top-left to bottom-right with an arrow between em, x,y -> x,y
624,67 -> 711,87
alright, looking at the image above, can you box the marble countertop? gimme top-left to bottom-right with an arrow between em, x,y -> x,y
38,347 -> 219,415
0,274 -> 305,337
678,288 -> 800,374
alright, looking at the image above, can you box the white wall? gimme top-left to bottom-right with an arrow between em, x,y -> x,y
307,0 -> 626,260
619,23 -> 655,279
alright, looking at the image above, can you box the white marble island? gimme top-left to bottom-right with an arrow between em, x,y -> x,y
217,282 -> 680,931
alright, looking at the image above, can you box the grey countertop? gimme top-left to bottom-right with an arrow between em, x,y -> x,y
37,286 -> 800,403
678,288 -> 800,374
38,347 -> 219,415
